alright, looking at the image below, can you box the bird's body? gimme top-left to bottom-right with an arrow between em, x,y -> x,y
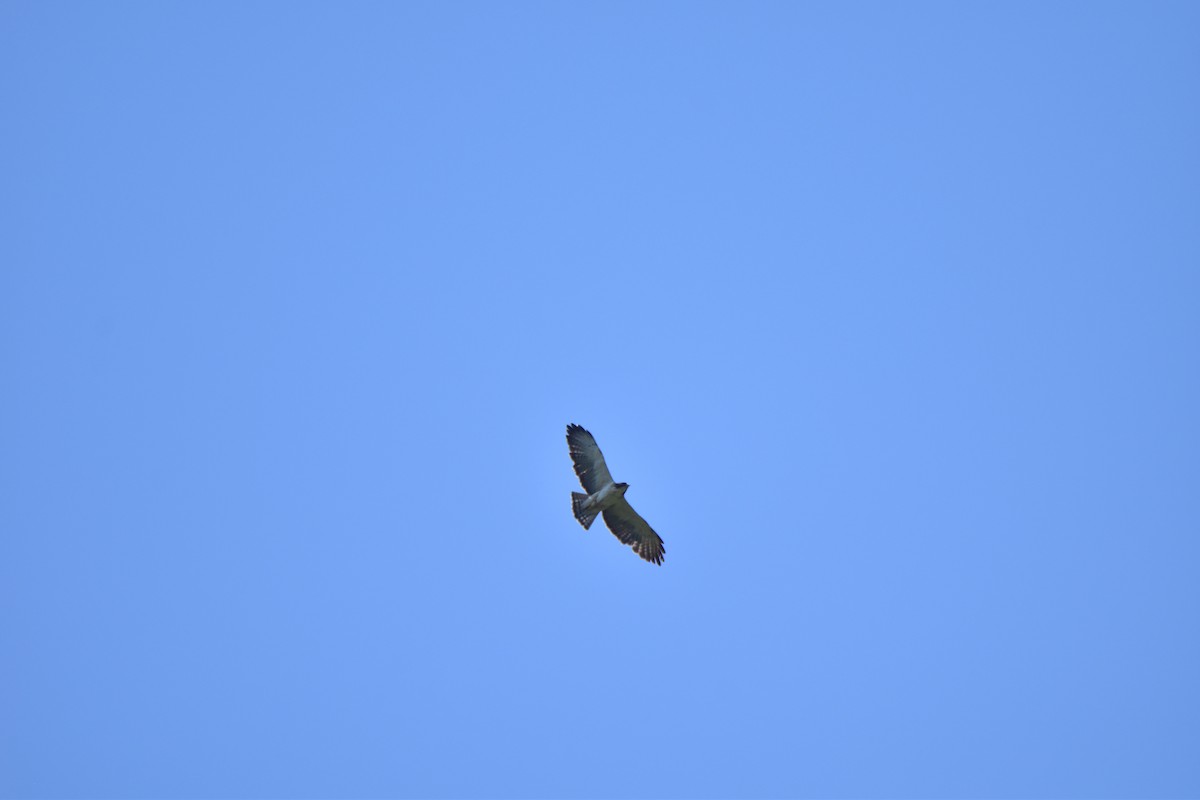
588,481 -> 626,508
570,481 -> 627,527
566,424 -> 665,565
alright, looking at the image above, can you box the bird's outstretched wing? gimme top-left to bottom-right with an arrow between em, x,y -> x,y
602,497 -> 665,566
566,423 -> 614,494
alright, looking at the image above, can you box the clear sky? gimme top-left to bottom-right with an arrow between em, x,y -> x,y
2,2 -> 1198,797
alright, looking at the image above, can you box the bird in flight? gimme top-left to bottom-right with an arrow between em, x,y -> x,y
566,423 -> 665,565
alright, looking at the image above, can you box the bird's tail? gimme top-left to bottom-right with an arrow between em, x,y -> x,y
572,492 -> 600,530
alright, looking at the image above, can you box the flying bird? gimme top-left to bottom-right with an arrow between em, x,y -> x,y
566,423 -> 665,565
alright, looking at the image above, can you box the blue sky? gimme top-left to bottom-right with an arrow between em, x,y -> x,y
2,2 -> 1198,797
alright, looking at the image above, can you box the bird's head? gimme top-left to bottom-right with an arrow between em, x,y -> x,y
615,482 -> 630,494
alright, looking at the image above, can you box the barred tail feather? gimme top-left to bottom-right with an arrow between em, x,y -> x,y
571,492 -> 599,529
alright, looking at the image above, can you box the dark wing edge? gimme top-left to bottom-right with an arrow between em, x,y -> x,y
566,423 -> 614,494
602,497 -> 665,566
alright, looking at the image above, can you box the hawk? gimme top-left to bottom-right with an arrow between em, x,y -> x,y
566,423 -> 665,565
